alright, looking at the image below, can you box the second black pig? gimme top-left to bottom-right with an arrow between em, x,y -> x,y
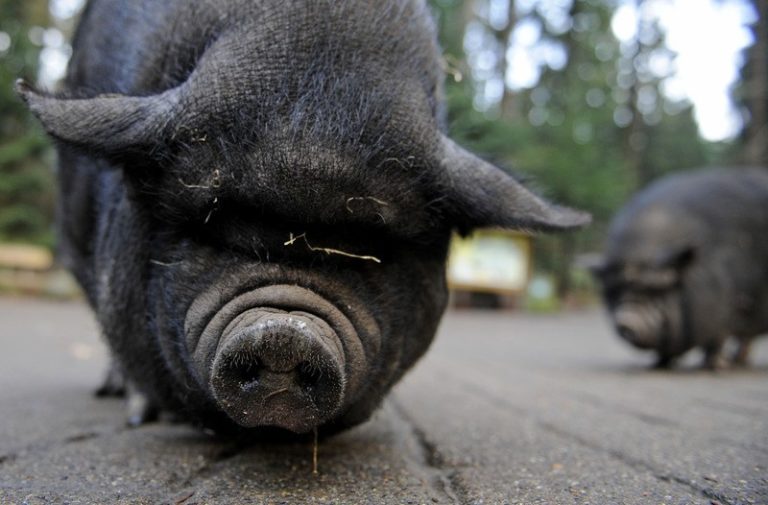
593,167 -> 768,369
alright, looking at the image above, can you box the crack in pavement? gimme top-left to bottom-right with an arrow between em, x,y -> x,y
537,420 -> 735,505
433,358 -> 762,504
692,397 -> 767,419
0,453 -> 18,466
157,442 -> 247,504
709,436 -> 768,456
569,391 -> 680,428
464,356 -> 691,431
177,442 -> 246,487
448,373 -> 739,505
440,355 -> 685,432
390,399 -> 467,505
0,426 -> 122,468
62,431 -> 101,444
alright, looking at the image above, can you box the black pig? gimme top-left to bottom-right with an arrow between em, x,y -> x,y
593,167 -> 768,369
18,0 -> 588,435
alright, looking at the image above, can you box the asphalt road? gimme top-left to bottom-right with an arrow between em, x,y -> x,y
0,297 -> 766,504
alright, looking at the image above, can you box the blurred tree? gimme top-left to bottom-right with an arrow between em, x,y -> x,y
516,0 -> 629,297
430,0 -> 722,300
0,0 -> 54,246
615,1 -> 712,186
739,0 -> 767,166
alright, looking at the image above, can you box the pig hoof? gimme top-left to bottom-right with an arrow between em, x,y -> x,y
125,387 -> 159,427
95,362 -> 126,397
702,361 -> 728,371
731,340 -> 752,368
651,356 -> 674,369
702,353 -> 729,371
731,356 -> 750,368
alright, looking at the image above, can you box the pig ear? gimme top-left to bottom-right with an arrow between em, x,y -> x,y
15,79 -> 181,154
437,135 -> 591,232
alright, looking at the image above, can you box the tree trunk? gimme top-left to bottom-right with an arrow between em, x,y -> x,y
497,1 -> 519,120
744,0 -> 767,166
621,0 -> 654,189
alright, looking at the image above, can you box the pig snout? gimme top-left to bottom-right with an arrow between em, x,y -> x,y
186,284 -> 372,433
210,310 -> 345,433
613,306 -> 659,350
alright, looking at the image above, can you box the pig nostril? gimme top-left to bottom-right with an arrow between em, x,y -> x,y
297,361 -> 321,392
228,359 -> 261,390
617,324 -> 637,342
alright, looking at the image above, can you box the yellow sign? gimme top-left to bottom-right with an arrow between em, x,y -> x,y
447,230 -> 531,295
0,244 -> 53,271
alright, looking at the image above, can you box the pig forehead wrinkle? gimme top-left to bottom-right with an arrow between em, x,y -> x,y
242,146 -> 419,208
166,134 -> 437,232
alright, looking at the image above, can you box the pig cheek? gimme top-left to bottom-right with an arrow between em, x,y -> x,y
333,257 -> 448,428
155,303 -> 206,401
149,257 -> 221,405
379,257 -> 448,375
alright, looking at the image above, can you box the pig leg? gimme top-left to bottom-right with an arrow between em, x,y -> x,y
126,382 -> 159,427
95,358 -> 159,425
702,341 -> 728,370
94,358 -> 126,397
731,336 -> 752,367
652,353 -> 675,369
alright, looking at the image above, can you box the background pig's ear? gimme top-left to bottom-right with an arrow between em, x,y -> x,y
438,135 -> 591,232
15,79 -> 180,155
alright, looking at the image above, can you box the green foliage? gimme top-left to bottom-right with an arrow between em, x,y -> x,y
0,0 -> 54,246
0,133 -> 54,246
428,0 -> 733,298
734,0 -> 767,167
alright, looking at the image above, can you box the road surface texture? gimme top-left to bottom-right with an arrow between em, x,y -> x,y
0,297 -> 766,504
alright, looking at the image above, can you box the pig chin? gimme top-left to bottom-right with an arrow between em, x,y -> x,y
184,284 -> 373,433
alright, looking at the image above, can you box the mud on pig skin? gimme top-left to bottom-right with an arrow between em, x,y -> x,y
592,167 -> 768,370
17,0 -> 589,435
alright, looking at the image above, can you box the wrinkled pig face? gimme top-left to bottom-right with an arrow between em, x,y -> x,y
18,75 -> 589,434
141,140 -> 452,433
594,259 -> 690,355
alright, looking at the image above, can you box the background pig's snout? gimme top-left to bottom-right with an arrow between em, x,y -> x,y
613,306 -> 658,349
210,310 -> 345,433
616,323 -> 639,343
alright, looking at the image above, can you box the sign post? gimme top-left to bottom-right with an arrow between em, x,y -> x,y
447,230 -> 532,300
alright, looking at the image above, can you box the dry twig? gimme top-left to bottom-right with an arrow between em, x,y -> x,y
284,233 -> 381,264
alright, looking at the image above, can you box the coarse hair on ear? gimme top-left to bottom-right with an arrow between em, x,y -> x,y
14,34 -> 244,157
15,79 -> 183,155
436,135 -> 591,233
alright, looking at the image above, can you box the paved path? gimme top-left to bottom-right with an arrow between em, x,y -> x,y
0,297 -> 766,504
